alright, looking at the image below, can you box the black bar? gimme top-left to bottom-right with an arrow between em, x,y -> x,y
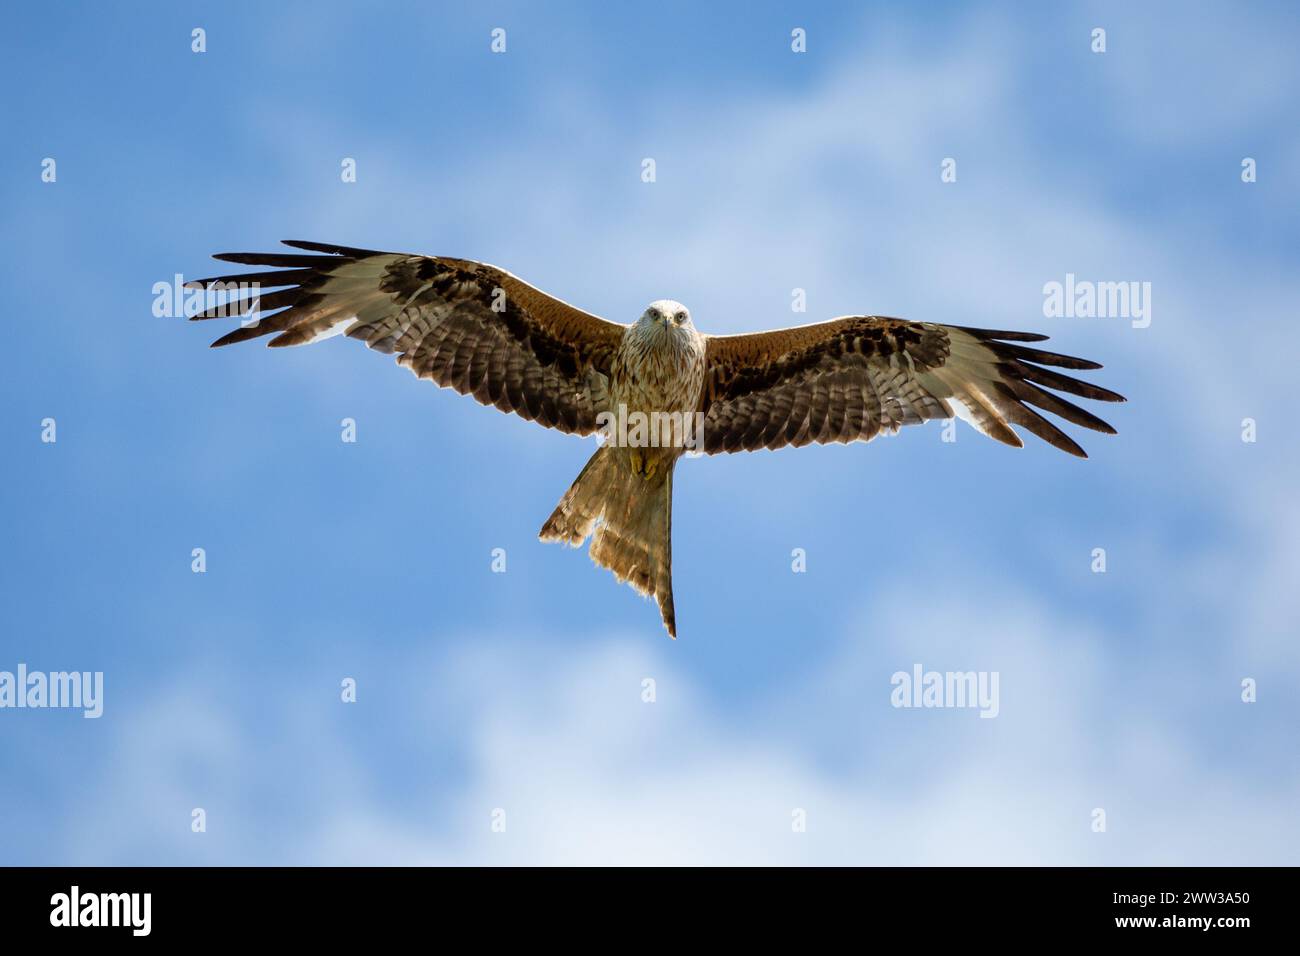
0,866 -> 1279,941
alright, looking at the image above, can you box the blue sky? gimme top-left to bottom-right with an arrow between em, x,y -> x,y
1,1 -> 1298,864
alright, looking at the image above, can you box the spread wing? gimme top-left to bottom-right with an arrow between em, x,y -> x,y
187,240 -> 625,435
701,316 -> 1125,457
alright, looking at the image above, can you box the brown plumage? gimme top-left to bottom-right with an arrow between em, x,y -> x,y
192,240 -> 621,433
189,241 -> 1126,638
540,445 -> 678,635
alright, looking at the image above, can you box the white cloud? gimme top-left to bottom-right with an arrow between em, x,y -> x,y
62,567 -> 1299,865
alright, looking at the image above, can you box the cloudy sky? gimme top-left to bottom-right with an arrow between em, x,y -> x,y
2,1 -> 1297,864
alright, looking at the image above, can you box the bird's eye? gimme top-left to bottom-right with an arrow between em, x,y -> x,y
675,312 -> 687,324
649,308 -> 661,320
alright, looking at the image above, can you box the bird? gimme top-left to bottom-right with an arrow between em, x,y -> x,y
187,240 -> 1125,638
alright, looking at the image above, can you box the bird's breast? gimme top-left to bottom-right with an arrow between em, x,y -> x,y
611,328 -> 706,416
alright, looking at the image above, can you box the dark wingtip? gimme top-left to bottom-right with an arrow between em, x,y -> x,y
281,239 -> 335,251
1056,434 -> 1088,458
1051,433 -> 1089,458
209,325 -> 265,348
1063,357 -> 1103,370
280,239 -> 383,256
957,326 -> 1051,343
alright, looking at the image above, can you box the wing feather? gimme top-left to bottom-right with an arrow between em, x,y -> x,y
187,242 -> 625,435
701,316 -> 1123,457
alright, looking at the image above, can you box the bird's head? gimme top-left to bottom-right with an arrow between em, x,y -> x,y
638,299 -> 693,335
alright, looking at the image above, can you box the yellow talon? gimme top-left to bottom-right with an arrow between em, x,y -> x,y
628,449 -> 657,479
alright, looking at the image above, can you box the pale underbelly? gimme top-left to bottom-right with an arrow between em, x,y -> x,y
608,349 -> 705,456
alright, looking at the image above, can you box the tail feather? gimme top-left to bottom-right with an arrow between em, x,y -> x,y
539,446 -> 678,638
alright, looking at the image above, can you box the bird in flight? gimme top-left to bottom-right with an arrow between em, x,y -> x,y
188,240 -> 1125,638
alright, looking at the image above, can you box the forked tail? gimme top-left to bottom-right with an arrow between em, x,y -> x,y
538,446 -> 677,637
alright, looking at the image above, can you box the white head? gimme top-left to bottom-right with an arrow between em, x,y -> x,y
638,299 -> 693,333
